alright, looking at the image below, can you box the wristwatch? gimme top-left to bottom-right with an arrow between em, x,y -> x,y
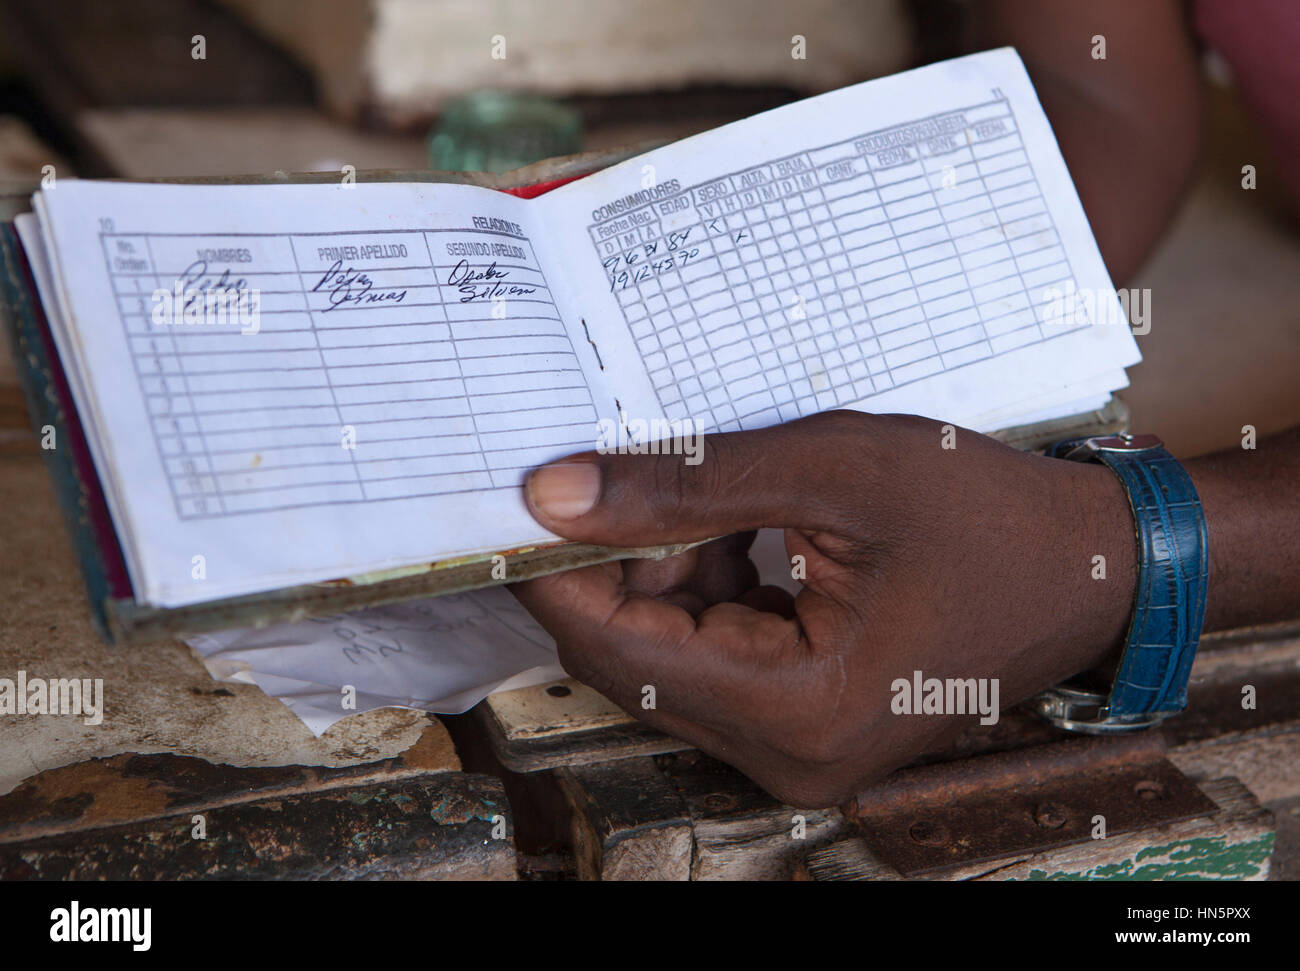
1030,433 -> 1210,734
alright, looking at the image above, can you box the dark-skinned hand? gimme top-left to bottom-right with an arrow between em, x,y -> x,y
511,410 -> 1137,807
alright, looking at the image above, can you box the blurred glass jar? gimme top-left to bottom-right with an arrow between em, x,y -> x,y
428,92 -> 583,173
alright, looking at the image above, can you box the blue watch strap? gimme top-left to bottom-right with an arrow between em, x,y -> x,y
1041,434 -> 1210,729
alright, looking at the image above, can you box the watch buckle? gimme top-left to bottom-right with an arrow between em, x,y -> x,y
1060,432 -> 1163,462
1030,685 -> 1168,735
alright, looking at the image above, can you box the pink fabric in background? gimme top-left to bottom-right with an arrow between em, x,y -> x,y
1195,0 -> 1300,212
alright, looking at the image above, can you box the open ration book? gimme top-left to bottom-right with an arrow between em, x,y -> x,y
2,48 -> 1139,633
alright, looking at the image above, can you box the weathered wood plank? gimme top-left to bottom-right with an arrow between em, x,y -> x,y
1173,728 -> 1300,806
0,116 -> 72,185
0,0 -> 313,116
474,679 -> 690,773
555,759 -> 692,881
215,0 -> 911,126
0,722 -> 460,846
76,108 -> 428,180
657,751 -> 851,880
0,450 -> 445,797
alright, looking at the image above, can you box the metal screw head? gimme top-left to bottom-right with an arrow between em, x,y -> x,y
1033,803 -> 1069,829
908,820 -> 950,846
1134,780 -> 1164,801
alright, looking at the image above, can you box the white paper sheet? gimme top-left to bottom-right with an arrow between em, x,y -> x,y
187,585 -> 564,735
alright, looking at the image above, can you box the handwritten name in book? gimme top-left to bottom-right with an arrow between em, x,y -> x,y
447,259 -> 539,303
312,258 -> 409,312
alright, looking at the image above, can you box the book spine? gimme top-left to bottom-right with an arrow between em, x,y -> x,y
0,224 -> 130,641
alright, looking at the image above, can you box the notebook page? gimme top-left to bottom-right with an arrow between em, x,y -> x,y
33,180 -> 611,607
538,48 -> 1140,436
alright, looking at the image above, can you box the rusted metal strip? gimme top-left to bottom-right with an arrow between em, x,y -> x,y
847,734 -> 1218,876
1,772 -> 514,880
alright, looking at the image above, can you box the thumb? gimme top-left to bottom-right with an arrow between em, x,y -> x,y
522,410 -> 868,547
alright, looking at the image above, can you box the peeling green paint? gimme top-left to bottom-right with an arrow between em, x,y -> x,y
428,797 -> 498,825
1023,832 -> 1275,881
348,787 -> 407,807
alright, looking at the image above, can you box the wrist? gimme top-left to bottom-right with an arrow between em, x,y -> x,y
994,454 -> 1138,708
1054,459 -> 1139,676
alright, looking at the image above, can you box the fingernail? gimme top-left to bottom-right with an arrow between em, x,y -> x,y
527,462 -> 601,520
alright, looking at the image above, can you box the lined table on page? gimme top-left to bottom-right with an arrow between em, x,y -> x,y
588,91 -> 1085,433
99,225 -> 596,519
